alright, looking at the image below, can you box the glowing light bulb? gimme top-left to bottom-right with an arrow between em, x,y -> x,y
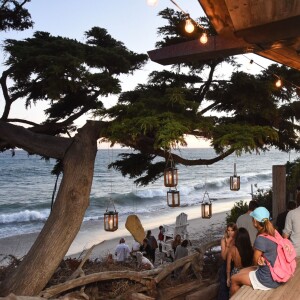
168,172 -> 172,184
275,78 -> 282,87
233,180 -> 238,189
109,218 -> 113,229
146,0 -> 158,6
199,32 -> 208,44
185,19 -> 195,33
246,59 -> 254,71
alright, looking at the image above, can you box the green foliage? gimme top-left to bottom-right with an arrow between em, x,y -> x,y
226,187 -> 273,223
2,27 -> 148,126
212,124 -> 278,154
252,187 -> 273,217
0,0 -> 33,32
226,200 -> 249,224
286,157 -> 300,195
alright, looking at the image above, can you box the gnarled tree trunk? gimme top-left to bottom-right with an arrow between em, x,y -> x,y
0,121 -> 101,296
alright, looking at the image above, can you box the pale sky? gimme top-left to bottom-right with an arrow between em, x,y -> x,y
0,0 -> 272,148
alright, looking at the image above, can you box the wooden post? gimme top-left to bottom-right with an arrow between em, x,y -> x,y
272,165 -> 286,221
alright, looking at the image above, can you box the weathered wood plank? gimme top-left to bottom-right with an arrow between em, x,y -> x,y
230,257 -> 300,299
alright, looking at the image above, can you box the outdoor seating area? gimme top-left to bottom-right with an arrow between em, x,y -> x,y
163,212 -> 189,241
230,257 -> 300,299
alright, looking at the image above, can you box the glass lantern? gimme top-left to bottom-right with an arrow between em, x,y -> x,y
201,202 -> 212,219
230,163 -> 240,191
104,210 -> 118,232
201,191 -> 212,219
167,189 -> 180,207
164,167 -> 178,187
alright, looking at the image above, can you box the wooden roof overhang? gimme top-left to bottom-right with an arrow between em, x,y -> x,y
148,0 -> 300,71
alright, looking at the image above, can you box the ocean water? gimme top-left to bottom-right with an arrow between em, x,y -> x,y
0,148 -> 298,239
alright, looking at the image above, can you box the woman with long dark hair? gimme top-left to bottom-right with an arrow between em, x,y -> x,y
226,227 -> 253,287
217,222 -> 237,300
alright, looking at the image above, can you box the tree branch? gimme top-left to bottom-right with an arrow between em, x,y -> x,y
0,68 -> 13,120
0,121 -> 72,159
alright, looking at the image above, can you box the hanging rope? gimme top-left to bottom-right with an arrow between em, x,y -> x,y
202,165 -> 210,203
165,150 -> 175,168
106,144 -> 116,212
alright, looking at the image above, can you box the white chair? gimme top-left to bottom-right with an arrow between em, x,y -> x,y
163,212 -> 189,241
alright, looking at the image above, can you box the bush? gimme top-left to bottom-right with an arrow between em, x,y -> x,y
226,200 -> 248,224
286,158 -> 300,199
253,187 -> 273,217
226,187 -> 273,223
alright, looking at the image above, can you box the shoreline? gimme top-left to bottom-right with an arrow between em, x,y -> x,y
0,210 -> 228,264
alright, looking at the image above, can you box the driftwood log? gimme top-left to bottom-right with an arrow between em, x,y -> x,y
39,239 -> 221,299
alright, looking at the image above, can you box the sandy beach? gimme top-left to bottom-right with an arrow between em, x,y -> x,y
0,210 -> 228,264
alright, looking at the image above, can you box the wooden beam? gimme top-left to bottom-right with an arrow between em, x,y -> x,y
147,35 -> 254,65
234,16 -> 300,44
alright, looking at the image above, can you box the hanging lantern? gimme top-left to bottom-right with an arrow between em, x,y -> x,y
104,200 -> 118,231
201,191 -> 212,219
230,163 -> 240,191
167,189 -> 180,207
164,152 -> 178,187
104,210 -> 118,231
164,167 -> 178,187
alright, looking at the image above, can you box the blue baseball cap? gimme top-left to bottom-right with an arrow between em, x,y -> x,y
250,207 -> 270,222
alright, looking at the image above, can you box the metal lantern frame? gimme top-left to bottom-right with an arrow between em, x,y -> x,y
167,189 -> 180,207
164,152 -> 178,188
201,190 -> 212,219
230,163 -> 240,191
104,201 -> 118,232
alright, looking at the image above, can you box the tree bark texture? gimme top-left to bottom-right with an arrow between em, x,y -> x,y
0,121 -> 101,296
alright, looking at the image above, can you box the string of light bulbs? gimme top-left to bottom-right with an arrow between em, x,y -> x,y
147,0 -> 299,92
147,0 -> 208,44
243,55 -> 300,92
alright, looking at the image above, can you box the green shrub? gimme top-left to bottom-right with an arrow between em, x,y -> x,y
226,200 -> 248,223
226,187 -> 273,223
286,158 -> 300,200
252,187 -> 272,216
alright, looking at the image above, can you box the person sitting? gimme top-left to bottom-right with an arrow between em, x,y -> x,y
217,222 -> 237,300
172,234 -> 182,254
136,251 -> 154,270
226,227 -> 253,288
175,239 -> 189,261
140,238 -> 152,261
230,207 -> 282,296
115,238 -> 131,263
106,253 -> 114,264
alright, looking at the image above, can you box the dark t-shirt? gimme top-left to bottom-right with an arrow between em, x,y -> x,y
147,236 -> 158,249
254,235 -> 281,288
276,211 -> 288,235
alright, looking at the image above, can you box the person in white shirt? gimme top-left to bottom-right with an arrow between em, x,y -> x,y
114,238 -> 131,262
283,198 -> 300,257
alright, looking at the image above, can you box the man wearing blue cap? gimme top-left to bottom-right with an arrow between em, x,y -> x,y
230,207 -> 281,296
